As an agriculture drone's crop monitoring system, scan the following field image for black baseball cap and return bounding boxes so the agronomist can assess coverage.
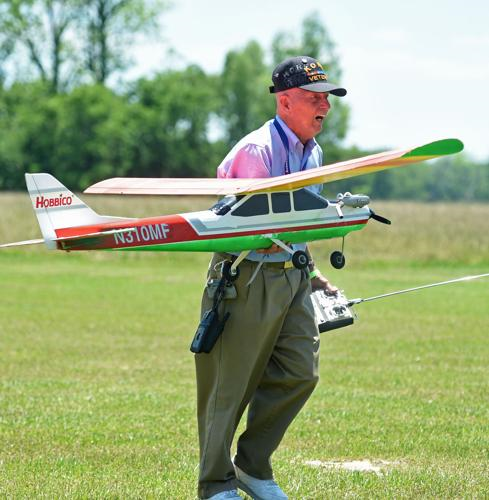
[269,56,347,96]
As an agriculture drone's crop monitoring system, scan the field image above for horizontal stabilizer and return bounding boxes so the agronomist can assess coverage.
[0,239,45,248]
[54,227,136,242]
[84,138,464,196]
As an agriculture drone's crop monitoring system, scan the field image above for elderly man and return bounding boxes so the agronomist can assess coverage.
[195,56,347,500]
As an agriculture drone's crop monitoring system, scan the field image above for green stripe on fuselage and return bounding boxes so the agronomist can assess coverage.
[115,223,367,252]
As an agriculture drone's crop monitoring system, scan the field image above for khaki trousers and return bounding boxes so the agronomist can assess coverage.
[195,253,320,499]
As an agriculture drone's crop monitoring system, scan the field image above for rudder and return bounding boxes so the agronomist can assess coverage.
[26,173,119,249]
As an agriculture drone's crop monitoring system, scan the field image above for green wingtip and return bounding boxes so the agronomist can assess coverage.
[403,138,464,158]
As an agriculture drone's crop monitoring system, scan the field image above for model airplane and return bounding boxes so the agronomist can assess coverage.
[1,138,463,276]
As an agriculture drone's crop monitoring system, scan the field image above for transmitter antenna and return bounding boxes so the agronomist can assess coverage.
[348,273,489,307]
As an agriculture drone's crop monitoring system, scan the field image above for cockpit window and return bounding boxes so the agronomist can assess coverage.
[210,195,243,215]
[293,189,329,211]
[271,192,291,213]
[231,194,269,217]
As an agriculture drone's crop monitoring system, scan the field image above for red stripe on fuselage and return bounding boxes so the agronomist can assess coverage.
[55,214,198,250]
[55,214,194,238]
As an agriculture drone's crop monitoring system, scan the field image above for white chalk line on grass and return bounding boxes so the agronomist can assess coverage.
[304,459,402,476]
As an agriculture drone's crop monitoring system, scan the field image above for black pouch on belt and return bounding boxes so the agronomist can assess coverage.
[190,308,230,353]
[190,276,230,354]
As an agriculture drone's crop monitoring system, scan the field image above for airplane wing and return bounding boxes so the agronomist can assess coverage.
[84,138,463,196]
[85,177,256,196]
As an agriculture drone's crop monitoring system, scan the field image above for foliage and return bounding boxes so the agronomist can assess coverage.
[0,68,224,190]
[0,0,168,90]
[127,66,224,178]
[0,81,57,188]
[0,10,487,199]
[81,0,167,84]
[0,82,132,188]
[326,152,489,202]
[0,0,83,93]
[219,41,275,148]
[51,84,138,187]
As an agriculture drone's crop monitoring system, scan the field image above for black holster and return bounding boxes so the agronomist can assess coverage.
[190,274,230,354]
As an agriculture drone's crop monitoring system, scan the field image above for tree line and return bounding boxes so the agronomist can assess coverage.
[0,3,487,200]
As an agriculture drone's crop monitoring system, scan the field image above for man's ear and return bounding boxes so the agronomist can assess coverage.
[278,93,291,114]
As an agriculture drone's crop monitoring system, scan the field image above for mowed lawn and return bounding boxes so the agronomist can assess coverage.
[1,193,489,498]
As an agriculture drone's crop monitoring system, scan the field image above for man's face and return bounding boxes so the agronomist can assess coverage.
[278,88,331,143]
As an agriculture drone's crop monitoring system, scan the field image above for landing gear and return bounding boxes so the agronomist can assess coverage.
[221,250,252,282]
[222,260,240,282]
[292,250,309,270]
[268,238,309,270]
[330,251,346,269]
[329,236,347,269]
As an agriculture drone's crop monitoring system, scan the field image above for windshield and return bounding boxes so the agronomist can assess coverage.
[210,195,243,215]
[293,189,329,211]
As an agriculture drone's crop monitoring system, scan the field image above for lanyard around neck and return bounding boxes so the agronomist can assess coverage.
[273,118,312,175]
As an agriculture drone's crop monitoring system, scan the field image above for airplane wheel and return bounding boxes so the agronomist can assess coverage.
[222,260,240,282]
[292,250,309,270]
[330,251,346,269]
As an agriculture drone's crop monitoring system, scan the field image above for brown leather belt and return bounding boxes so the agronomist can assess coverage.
[221,253,295,270]
[258,259,295,269]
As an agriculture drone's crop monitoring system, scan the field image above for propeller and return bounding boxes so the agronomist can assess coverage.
[369,209,391,225]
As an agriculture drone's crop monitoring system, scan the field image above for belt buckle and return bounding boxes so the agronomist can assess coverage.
[284,260,294,269]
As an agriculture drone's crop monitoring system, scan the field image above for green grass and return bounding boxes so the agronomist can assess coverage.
[1,194,489,498]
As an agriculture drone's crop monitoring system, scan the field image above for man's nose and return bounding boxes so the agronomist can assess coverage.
[319,94,330,110]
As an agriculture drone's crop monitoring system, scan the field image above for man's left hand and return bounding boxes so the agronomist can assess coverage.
[310,269,338,294]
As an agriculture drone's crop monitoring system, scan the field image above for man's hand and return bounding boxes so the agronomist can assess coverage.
[310,269,338,294]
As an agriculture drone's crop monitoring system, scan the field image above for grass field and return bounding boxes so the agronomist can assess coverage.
[1,193,489,498]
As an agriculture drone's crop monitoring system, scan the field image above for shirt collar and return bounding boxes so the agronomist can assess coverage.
[274,115,317,152]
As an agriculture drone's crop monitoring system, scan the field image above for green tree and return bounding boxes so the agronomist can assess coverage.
[0,81,57,188]
[0,81,140,189]
[426,155,489,201]
[81,0,167,85]
[0,0,83,93]
[0,66,223,190]
[51,83,137,188]
[0,0,168,90]
[271,12,340,70]
[127,65,223,178]
[0,38,14,85]
[219,41,275,148]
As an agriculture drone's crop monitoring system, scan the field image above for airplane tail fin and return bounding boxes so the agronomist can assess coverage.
[25,173,121,249]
